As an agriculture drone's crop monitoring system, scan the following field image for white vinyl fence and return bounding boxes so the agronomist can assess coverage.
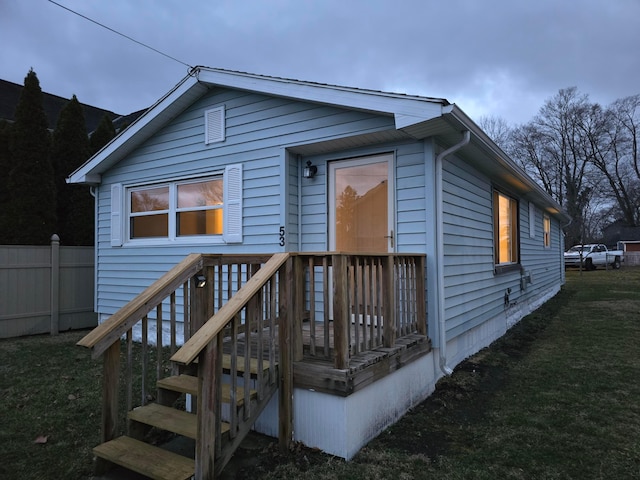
[0,235,97,339]
[624,252,640,266]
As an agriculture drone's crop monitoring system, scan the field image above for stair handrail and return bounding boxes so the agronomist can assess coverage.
[77,253,204,359]
[170,252,290,366]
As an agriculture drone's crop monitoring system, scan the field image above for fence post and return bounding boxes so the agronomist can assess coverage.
[50,234,60,335]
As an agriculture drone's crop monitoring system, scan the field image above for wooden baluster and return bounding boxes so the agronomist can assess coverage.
[332,254,349,369]
[156,303,163,382]
[141,315,148,405]
[126,330,133,422]
[383,255,395,348]
[322,257,330,358]
[292,255,304,362]
[170,291,177,375]
[309,256,316,355]
[416,255,427,336]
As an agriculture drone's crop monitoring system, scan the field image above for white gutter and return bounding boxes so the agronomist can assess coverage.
[435,130,471,375]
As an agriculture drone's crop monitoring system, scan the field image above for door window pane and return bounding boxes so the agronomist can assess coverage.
[334,161,388,252]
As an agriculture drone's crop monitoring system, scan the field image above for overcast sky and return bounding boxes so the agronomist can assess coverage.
[1,0,638,126]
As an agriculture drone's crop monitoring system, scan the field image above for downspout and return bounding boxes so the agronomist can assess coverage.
[435,130,470,375]
[89,186,99,314]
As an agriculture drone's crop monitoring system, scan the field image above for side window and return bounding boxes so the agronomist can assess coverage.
[543,214,551,248]
[493,190,519,266]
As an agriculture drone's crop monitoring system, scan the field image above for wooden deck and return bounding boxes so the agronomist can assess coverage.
[223,321,432,397]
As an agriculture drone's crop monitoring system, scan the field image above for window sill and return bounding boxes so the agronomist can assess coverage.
[494,263,521,275]
[122,236,226,247]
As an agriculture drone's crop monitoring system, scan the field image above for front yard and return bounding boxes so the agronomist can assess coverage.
[2,267,640,479]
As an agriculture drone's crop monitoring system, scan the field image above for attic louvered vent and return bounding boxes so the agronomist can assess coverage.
[205,106,225,144]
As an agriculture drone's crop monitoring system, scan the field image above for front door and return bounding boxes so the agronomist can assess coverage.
[329,153,394,253]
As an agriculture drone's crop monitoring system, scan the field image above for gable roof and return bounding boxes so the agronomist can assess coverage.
[67,66,569,222]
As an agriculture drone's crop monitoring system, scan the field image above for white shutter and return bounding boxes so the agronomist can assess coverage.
[223,164,243,243]
[205,106,225,144]
[110,183,123,246]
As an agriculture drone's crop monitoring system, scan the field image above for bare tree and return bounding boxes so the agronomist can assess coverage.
[478,115,512,149]
[511,87,600,245]
[586,95,640,226]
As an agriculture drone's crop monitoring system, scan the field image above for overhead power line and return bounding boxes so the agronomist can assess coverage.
[48,0,193,69]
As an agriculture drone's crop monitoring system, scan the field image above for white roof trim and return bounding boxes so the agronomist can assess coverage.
[67,67,449,185]
[195,68,445,126]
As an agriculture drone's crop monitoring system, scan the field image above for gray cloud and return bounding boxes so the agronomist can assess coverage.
[2,0,638,125]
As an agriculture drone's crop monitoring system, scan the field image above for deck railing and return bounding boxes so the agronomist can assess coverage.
[78,251,426,477]
[295,253,426,368]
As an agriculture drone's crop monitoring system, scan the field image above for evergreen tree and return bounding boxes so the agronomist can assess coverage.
[51,95,94,245]
[0,120,13,242]
[5,69,56,245]
[90,113,116,155]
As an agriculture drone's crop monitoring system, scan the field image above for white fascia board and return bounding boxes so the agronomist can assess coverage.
[67,75,206,185]
[444,105,570,222]
[196,68,445,127]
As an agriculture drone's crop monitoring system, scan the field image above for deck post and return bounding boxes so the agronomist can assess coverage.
[332,254,349,369]
[94,341,120,474]
[278,260,294,452]
[383,255,396,348]
[196,341,218,479]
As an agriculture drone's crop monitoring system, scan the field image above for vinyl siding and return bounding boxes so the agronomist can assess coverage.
[440,153,564,342]
[95,88,396,316]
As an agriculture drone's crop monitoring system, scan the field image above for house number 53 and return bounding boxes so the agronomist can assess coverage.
[279,226,286,246]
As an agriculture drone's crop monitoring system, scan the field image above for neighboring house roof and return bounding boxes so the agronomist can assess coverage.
[67,66,570,222]
[0,78,143,134]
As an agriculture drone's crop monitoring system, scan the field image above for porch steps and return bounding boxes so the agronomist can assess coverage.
[93,367,270,478]
[93,435,194,480]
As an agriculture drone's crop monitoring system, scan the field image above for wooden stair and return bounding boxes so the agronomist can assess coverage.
[92,355,275,479]
[93,436,194,480]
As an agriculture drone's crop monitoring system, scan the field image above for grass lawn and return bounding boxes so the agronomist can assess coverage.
[2,268,640,479]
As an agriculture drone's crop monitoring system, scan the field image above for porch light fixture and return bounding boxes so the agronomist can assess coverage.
[194,274,207,288]
[303,160,317,179]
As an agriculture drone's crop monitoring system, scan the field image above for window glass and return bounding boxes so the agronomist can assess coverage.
[131,186,169,212]
[128,177,223,241]
[543,215,551,247]
[494,190,519,266]
[130,186,169,239]
[131,214,169,238]
[177,180,222,208]
[177,179,223,236]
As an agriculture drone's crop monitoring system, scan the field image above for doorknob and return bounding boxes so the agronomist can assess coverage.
[384,230,394,248]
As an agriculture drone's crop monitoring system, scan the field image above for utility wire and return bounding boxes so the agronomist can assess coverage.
[48,0,193,69]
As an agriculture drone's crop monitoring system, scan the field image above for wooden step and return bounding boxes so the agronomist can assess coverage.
[190,354,272,375]
[93,435,194,480]
[157,374,258,406]
[129,403,198,439]
[222,354,272,375]
[128,403,230,438]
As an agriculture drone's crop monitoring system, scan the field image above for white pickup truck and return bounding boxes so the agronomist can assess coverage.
[564,244,623,270]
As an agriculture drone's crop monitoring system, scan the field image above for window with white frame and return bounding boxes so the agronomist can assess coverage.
[110,164,243,246]
[493,189,519,267]
[129,178,223,239]
[543,214,551,248]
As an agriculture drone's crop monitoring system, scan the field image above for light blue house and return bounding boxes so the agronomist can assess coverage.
[70,67,569,478]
